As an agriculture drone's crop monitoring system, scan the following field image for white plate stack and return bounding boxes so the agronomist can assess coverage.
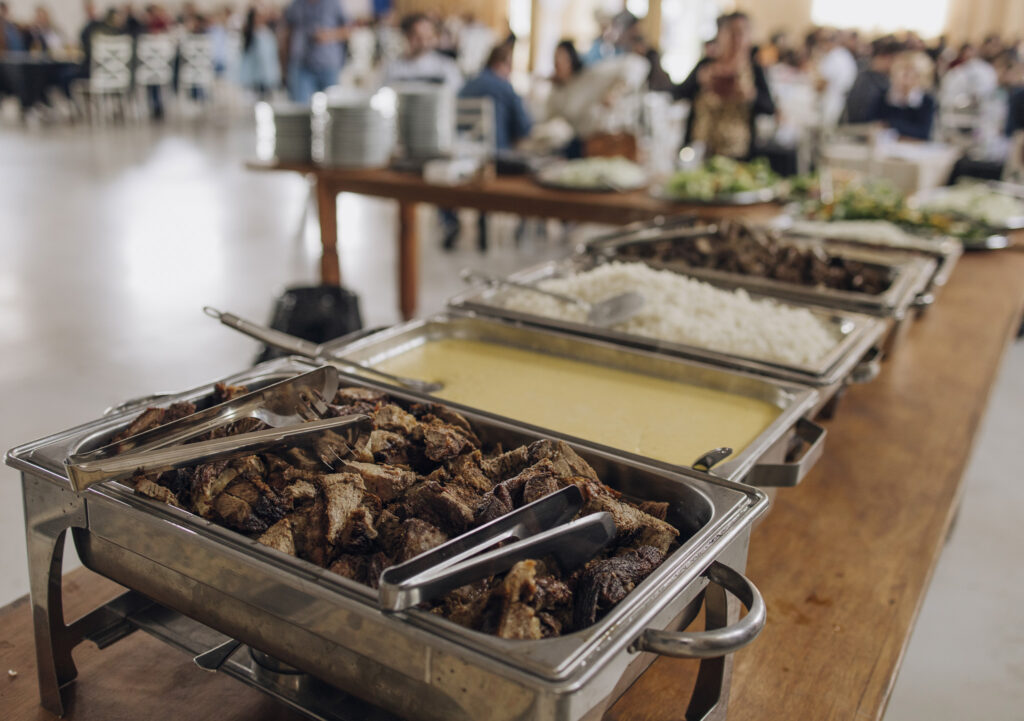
[394,83,455,159]
[255,102,312,163]
[311,91,396,168]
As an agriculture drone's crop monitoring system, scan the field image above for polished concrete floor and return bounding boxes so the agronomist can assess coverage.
[0,117,1021,719]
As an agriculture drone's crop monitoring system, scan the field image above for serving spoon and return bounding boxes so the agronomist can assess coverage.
[460,269,645,328]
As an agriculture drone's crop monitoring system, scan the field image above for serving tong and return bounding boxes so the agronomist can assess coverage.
[66,366,366,492]
[379,485,615,612]
[203,307,443,394]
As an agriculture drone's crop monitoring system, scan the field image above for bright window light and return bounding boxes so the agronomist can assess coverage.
[811,0,951,38]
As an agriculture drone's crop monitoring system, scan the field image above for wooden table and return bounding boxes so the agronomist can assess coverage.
[246,162,781,319]
[3,250,1023,721]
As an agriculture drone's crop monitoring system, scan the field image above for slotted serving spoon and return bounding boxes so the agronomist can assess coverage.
[460,269,645,328]
[203,307,443,394]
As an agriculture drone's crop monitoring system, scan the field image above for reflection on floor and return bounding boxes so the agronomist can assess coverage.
[0,121,1020,719]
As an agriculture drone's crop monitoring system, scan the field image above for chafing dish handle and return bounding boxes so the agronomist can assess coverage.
[912,291,936,308]
[631,562,765,659]
[850,347,883,385]
[745,417,826,488]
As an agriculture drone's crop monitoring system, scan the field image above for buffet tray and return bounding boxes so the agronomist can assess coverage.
[648,184,780,206]
[774,215,963,293]
[327,314,824,489]
[584,224,938,321]
[9,356,769,721]
[448,256,888,390]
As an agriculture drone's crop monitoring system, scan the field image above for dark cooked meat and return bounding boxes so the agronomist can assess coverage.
[115,384,681,639]
[112,407,167,443]
[573,546,664,628]
[618,219,892,294]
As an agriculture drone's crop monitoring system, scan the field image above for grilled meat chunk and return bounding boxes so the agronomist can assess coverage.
[340,460,416,502]
[372,404,420,437]
[191,461,238,518]
[495,560,542,640]
[257,518,296,556]
[422,418,473,462]
[402,480,475,535]
[134,475,182,507]
[575,480,678,554]
[112,407,167,443]
[527,440,600,485]
[573,546,664,628]
[395,518,448,562]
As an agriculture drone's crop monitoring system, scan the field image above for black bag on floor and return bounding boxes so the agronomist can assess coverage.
[255,285,363,364]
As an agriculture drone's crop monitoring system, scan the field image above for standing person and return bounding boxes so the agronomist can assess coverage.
[383,12,460,88]
[239,4,280,98]
[844,37,903,124]
[940,43,998,109]
[672,12,775,159]
[281,0,347,103]
[0,1,25,53]
[453,43,532,251]
[814,28,858,127]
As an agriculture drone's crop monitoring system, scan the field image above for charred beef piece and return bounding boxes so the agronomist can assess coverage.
[422,418,473,462]
[213,382,249,404]
[134,475,182,507]
[335,387,388,406]
[575,479,678,554]
[433,579,495,629]
[401,480,476,536]
[257,517,296,556]
[365,429,412,466]
[573,546,664,628]
[111,407,167,443]
[527,440,601,485]
[372,404,421,437]
[190,461,238,518]
[317,472,379,550]
[475,459,564,524]
[340,460,417,502]
[637,500,670,521]
[445,450,495,494]
[395,518,448,562]
[495,560,543,640]
[480,446,531,483]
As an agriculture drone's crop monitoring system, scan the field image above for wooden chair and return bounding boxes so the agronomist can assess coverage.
[178,34,215,110]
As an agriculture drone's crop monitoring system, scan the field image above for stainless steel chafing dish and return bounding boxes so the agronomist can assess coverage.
[448,256,888,419]
[9,357,770,721]
[581,220,939,355]
[327,314,824,489]
[770,215,963,304]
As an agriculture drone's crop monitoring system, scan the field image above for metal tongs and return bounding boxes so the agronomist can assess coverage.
[66,366,365,491]
[378,485,616,612]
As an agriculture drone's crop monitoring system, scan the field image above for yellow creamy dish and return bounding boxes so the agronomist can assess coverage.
[373,339,781,466]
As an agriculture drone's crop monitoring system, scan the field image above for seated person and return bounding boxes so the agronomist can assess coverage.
[874,51,936,140]
[383,13,461,88]
[844,37,903,124]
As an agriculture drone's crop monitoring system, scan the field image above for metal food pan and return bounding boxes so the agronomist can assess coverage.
[770,215,963,300]
[448,255,889,390]
[584,224,938,320]
[9,357,769,721]
[327,314,824,489]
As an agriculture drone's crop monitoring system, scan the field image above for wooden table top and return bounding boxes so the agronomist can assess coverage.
[246,162,784,224]
[3,250,1023,721]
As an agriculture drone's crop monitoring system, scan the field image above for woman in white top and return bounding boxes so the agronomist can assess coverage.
[544,39,649,152]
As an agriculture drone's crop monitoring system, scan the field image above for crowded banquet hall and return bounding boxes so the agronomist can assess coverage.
[1,1,1022,720]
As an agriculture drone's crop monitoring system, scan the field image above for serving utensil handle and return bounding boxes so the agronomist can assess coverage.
[204,307,322,358]
[744,417,826,488]
[631,561,765,659]
[460,269,588,308]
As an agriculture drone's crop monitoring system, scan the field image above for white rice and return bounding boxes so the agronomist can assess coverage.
[499,262,842,366]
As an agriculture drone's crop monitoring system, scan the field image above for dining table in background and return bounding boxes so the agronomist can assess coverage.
[246,162,784,320]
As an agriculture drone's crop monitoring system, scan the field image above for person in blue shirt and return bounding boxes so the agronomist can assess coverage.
[445,43,532,252]
[459,43,532,152]
[282,0,348,103]
[0,2,26,53]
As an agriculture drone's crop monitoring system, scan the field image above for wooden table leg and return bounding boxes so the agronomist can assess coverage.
[398,201,419,320]
[315,177,341,286]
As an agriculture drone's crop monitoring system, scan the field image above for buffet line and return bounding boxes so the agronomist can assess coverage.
[7,168,1024,721]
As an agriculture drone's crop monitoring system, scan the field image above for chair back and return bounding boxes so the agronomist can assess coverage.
[135,33,176,86]
[90,34,133,91]
[455,96,495,154]
[179,34,214,87]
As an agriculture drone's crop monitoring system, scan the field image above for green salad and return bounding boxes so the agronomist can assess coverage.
[664,157,779,200]
[805,182,995,244]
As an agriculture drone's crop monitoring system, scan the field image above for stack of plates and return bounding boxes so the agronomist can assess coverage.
[394,83,454,159]
[312,95,395,168]
[255,102,312,163]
